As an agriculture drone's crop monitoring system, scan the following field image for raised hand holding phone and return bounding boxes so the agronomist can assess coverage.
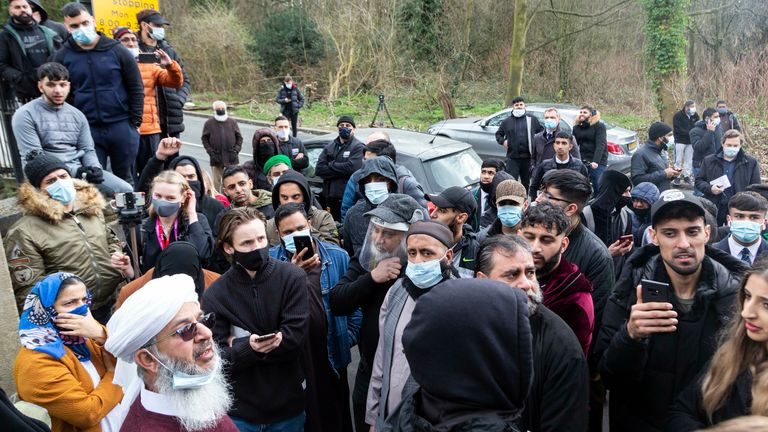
[627,283,678,341]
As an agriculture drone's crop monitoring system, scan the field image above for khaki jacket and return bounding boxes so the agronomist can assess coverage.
[5,180,123,312]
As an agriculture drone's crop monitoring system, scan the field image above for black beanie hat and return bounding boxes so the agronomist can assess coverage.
[648,121,673,142]
[337,115,356,128]
[24,152,69,188]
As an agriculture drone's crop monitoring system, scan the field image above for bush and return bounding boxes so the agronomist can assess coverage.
[252,7,326,77]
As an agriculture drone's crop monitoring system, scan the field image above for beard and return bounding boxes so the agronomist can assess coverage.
[536,251,561,277]
[525,285,544,316]
[153,343,233,432]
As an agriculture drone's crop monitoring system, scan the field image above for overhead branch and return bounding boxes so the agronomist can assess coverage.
[688,1,738,17]
[536,0,632,18]
[524,15,628,54]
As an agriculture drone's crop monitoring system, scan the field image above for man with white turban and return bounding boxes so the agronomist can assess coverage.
[105,274,238,432]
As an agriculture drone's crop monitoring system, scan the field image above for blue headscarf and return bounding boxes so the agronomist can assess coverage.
[19,273,92,361]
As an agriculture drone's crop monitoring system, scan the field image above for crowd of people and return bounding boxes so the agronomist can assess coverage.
[1,1,767,432]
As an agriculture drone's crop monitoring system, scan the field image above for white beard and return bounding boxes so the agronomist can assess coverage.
[214,113,228,122]
[527,286,544,316]
[153,344,232,432]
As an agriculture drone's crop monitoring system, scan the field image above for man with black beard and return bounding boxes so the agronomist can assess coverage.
[428,186,479,278]
[0,0,61,102]
[476,235,589,432]
[106,274,238,432]
[520,201,594,356]
[470,158,505,231]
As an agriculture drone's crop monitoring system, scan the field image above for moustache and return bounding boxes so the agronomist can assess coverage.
[673,249,696,258]
[193,341,213,359]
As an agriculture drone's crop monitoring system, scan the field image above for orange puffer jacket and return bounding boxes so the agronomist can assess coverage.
[138,60,183,135]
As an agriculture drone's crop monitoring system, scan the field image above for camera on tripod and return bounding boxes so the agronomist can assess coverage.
[114,192,146,225]
[379,94,385,103]
[370,94,395,128]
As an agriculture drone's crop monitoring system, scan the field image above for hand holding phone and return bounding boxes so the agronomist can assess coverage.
[627,282,678,340]
[254,333,276,342]
[249,332,282,353]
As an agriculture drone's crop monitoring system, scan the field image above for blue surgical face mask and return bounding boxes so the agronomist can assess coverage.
[497,205,523,227]
[46,178,76,204]
[282,228,311,254]
[717,107,727,115]
[544,119,558,130]
[147,351,216,390]
[665,136,675,149]
[687,107,696,116]
[712,118,721,127]
[150,27,165,41]
[731,220,762,244]
[405,256,445,289]
[72,26,97,45]
[364,181,389,205]
[723,147,740,158]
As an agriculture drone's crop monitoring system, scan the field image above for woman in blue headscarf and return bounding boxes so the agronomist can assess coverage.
[14,273,123,432]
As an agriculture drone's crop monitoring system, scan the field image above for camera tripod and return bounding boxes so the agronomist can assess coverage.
[369,94,395,128]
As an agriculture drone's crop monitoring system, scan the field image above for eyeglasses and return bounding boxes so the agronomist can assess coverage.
[144,313,215,347]
[537,189,573,204]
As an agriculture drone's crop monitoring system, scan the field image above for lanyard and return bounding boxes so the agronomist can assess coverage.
[155,218,178,250]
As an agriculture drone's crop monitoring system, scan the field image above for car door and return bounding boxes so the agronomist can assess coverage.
[467,110,511,160]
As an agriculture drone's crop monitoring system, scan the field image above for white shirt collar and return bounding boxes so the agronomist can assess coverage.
[141,386,180,417]
[555,155,570,164]
[728,235,761,263]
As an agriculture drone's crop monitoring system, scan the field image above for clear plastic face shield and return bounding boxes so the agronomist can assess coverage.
[360,217,409,271]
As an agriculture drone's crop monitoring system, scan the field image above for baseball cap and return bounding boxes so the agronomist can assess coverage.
[651,189,706,227]
[365,194,425,231]
[427,186,476,215]
[136,9,170,25]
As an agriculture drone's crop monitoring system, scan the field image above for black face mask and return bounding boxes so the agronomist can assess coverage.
[234,247,269,272]
[215,109,226,116]
[257,146,275,164]
[617,196,633,210]
[14,14,34,25]
[480,182,493,193]
[634,207,650,219]
[188,180,203,199]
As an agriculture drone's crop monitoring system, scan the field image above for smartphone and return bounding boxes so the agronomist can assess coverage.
[293,235,314,256]
[254,333,276,342]
[640,279,672,304]
[114,191,145,209]
[620,234,634,245]
[137,53,158,64]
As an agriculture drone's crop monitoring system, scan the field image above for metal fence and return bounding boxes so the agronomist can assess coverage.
[0,82,22,184]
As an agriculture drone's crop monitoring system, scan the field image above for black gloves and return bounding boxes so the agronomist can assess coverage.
[76,166,104,184]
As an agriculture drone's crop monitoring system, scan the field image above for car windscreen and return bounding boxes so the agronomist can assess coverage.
[424,150,482,191]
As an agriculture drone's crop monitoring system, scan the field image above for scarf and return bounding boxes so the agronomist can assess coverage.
[19,272,92,361]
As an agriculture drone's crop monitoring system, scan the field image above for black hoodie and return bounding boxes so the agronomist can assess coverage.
[135,154,225,232]
[384,279,532,431]
[50,33,144,127]
[27,0,68,40]
[342,156,398,257]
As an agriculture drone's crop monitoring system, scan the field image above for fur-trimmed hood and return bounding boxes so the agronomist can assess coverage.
[17,179,105,224]
[577,111,601,127]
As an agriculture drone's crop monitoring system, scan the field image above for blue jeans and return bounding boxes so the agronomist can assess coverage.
[231,412,305,432]
[587,164,606,192]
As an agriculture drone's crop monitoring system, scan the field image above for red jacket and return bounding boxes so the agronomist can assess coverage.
[539,258,595,355]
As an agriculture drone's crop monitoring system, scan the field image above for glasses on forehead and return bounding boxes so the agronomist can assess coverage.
[537,189,573,204]
[143,313,215,347]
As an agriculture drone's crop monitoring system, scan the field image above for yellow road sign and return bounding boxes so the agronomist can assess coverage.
[92,0,161,35]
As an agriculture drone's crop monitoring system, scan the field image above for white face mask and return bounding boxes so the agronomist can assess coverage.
[276,129,289,140]
[512,109,525,118]
[128,47,140,58]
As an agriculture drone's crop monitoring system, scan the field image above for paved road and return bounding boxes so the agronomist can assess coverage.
[177,114,316,176]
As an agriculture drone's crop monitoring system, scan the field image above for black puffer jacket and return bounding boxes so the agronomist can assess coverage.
[665,369,751,431]
[0,19,60,100]
[690,121,724,169]
[139,40,190,136]
[595,244,746,432]
[695,149,761,218]
[631,141,670,192]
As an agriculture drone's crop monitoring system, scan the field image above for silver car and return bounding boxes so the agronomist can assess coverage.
[427,103,638,174]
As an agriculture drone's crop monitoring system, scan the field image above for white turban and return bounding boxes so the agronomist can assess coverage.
[105,274,199,427]
[106,274,199,363]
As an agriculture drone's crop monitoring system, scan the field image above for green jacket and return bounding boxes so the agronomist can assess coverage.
[5,180,123,312]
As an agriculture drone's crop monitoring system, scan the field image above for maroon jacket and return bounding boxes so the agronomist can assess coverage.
[539,257,595,355]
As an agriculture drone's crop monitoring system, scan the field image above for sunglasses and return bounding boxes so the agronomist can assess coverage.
[144,313,215,347]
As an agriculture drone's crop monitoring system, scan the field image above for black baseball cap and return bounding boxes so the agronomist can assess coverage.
[651,190,706,227]
[427,186,477,215]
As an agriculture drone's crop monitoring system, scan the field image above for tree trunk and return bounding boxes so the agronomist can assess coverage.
[438,92,457,119]
[505,0,528,106]
[658,73,681,123]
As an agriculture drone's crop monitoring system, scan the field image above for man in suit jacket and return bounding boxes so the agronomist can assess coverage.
[713,192,768,266]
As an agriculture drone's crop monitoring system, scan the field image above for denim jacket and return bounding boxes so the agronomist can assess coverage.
[270,237,362,372]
